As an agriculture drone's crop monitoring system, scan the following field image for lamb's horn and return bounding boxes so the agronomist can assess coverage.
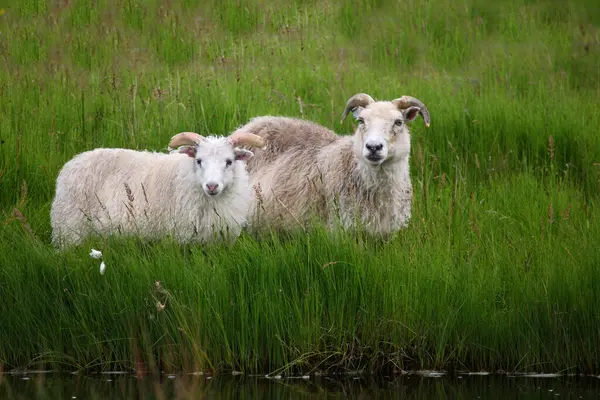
[392,96,431,128]
[227,130,266,149]
[168,132,205,151]
[340,93,375,123]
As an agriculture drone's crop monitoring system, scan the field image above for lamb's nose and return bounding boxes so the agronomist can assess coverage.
[206,183,219,192]
[365,143,383,152]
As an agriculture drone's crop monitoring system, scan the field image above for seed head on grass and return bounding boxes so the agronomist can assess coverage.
[124,182,136,220]
[561,204,572,221]
[253,183,265,212]
[124,182,135,203]
[547,135,555,161]
[19,180,27,208]
[5,208,30,233]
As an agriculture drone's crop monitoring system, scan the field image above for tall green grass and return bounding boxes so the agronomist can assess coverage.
[0,0,599,374]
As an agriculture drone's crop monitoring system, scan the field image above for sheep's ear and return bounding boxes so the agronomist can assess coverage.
[234,148,254,162]
[178,146,196,158]
[402,106,421,122]
[351,107,364,119]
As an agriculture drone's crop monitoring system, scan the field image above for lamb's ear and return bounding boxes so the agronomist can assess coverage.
[352,107,364,119]
[402,106,421,122]
[234,148,254,162]
[178,146,196,158]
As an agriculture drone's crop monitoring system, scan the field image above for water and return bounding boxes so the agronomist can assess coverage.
[1,372,600,399]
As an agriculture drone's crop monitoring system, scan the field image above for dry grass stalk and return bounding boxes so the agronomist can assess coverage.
[547,135,555,161]
[561,203,572,220]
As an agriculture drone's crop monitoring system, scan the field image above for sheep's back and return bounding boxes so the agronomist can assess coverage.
[52,149,187,234]
[56,148,183,200]
[238,116,339,172]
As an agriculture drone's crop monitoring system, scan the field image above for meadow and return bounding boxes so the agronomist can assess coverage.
[0,0,599,375]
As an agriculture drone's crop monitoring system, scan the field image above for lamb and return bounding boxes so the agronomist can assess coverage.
[50,130,265,248]
[234,93,431,237]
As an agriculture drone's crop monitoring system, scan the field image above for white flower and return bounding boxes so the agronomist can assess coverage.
[100,261,106,275]
[89,249,103,259]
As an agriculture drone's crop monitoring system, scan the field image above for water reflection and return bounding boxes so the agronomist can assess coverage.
[1,372,599,399]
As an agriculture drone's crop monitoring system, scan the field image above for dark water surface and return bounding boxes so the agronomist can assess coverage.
[1,372,600,399]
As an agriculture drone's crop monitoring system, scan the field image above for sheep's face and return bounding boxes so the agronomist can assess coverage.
[180,137,253,197]
[352,102,421,166]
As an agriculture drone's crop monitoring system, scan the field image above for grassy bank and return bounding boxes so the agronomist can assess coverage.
[1,0,599,374]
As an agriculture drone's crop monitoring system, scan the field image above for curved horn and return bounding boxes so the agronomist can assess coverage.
[392,96,431,128]
[168,132,204,150]
[340,93,375,123]
[227,130,266,149]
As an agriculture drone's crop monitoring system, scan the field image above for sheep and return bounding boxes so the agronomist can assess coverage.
[50,130,265,248]
[234,93,431,237]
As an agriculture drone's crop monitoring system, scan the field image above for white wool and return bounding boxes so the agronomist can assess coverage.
[236,95,429,237]
[50,138,252,248]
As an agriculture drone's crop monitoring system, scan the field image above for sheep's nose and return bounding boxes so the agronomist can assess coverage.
[365,143,383,152]
[206,183,219,192]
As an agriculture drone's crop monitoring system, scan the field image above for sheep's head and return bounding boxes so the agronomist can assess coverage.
[168,131,265,197]
[341,93,430,166]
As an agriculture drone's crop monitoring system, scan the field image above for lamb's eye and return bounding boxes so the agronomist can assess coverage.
[225,159,233,167]
[357,118,365,125]
[394,119,403,126]
[196,159,202,166]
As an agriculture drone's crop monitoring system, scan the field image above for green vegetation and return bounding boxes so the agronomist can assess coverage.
[1,0,599,374]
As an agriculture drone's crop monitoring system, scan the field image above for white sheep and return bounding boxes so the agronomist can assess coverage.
[235,93,430,237]
[50,131,265,248]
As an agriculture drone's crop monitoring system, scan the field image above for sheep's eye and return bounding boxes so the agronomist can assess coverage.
[196,159,202,166]
[357,118,365,125]
[225,159,233,167]
[394,119,403,126]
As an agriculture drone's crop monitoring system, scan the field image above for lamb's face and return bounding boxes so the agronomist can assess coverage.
[182,138,253,197]
[352,102,420,166]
